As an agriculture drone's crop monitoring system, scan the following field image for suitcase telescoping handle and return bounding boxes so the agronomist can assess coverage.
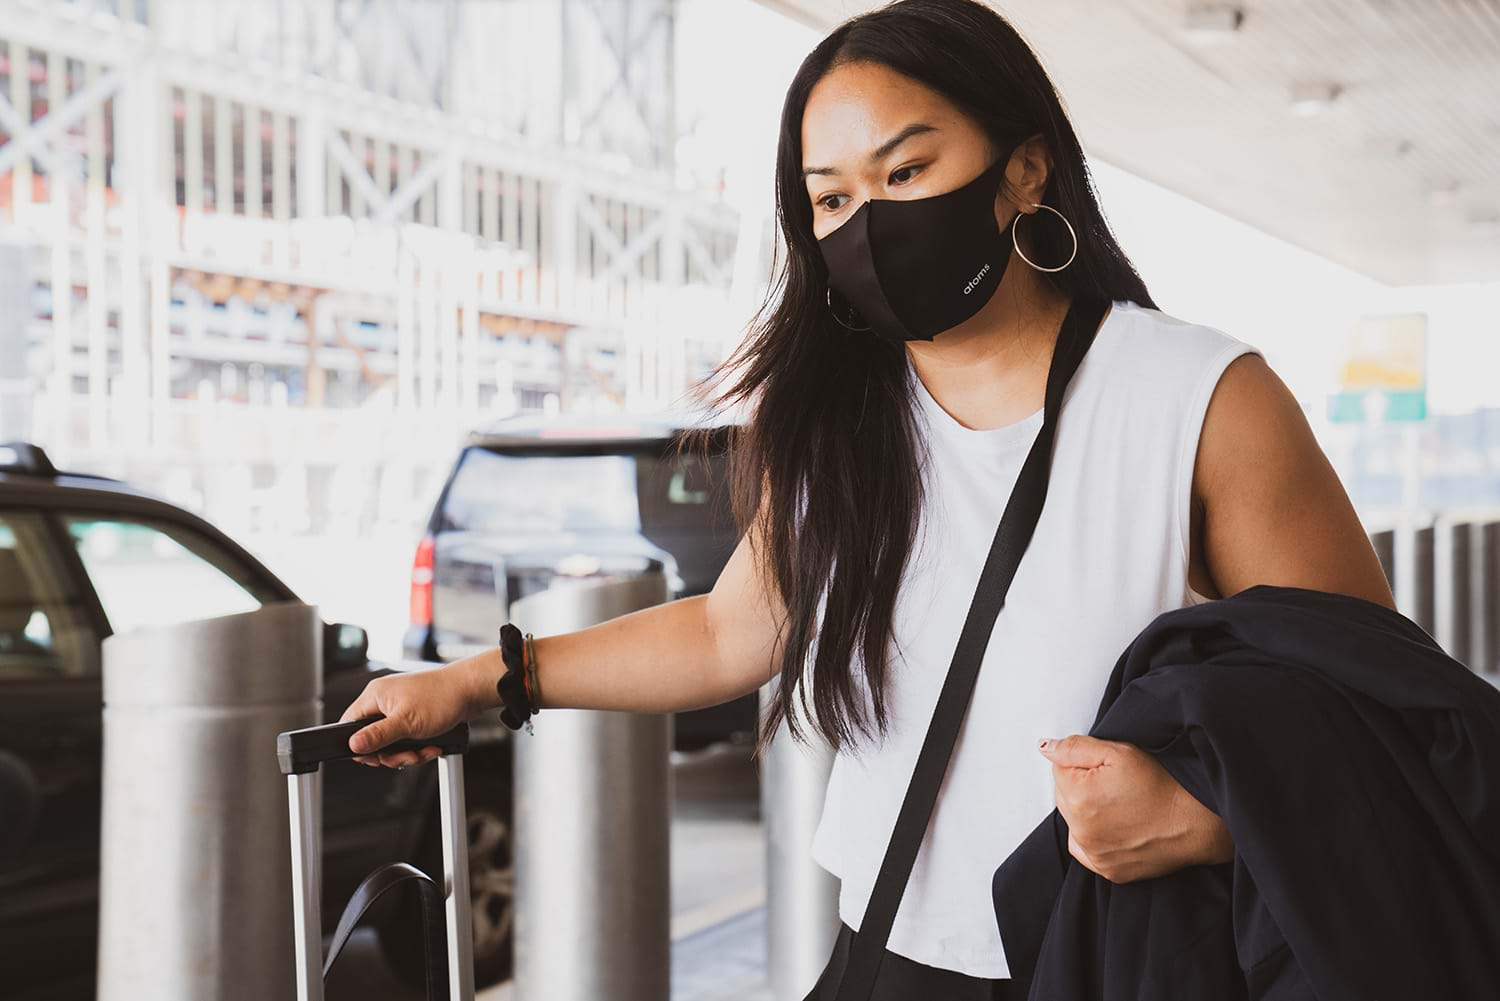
[276,717,476,1001]
[276,716,471,774]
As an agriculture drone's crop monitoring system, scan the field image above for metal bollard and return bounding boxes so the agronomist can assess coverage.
[97,601,322,1001]
[510,574,672,1001]
[1381,517,1436,632]
[1413,523,1436,636]
[1434,516,1473,665]
[1475,520,1500,676]
[761,680,840,999]
[1370,527,1395,593]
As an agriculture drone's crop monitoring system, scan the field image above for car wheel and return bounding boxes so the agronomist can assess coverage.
[378,754,515,991]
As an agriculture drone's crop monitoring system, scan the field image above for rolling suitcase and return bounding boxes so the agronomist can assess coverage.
[276,716,477,1001]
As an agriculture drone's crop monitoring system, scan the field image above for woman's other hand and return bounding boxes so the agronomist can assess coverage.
[1037,733,1234,883]
[338,658,492,769]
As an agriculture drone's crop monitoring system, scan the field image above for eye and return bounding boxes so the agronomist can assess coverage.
[889,164,922,185]
[814,165,924,214]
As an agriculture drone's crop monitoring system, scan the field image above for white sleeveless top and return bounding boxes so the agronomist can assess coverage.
[805,299,1263,977]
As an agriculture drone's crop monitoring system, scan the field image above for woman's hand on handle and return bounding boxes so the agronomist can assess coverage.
[338,657,495,768]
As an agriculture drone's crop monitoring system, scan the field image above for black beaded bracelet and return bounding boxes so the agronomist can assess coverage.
[496,622,536,734]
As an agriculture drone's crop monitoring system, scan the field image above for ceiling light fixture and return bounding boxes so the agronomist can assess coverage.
[1182,4,1246,44]
[1289,81,1343,116]
[1427,179,1462,207]
[1365,136,1416,158]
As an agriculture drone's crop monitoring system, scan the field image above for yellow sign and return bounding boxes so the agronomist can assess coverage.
[1329,313,1427,422]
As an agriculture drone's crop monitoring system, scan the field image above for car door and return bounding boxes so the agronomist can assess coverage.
[0,510,107,996]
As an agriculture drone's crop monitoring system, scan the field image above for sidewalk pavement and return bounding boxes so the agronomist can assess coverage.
[476,902,776,1001]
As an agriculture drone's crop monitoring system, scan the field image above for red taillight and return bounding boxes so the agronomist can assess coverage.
[410,534,435,626]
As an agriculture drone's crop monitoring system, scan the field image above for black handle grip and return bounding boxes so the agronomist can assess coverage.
[277,716,470,775]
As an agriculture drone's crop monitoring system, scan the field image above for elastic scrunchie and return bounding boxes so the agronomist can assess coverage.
[496,622,536,733]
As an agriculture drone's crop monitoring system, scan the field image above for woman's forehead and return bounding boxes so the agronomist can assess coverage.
[802,70,957,170]
[805,63,945,127]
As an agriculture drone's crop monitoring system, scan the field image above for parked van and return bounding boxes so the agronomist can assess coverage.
[406,409,757,750]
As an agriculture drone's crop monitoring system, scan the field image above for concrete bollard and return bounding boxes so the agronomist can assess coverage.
[510,574,672,1001]
[97,601,322,1001]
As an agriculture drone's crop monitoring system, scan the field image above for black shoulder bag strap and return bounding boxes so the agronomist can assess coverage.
[831,294,1109,1000]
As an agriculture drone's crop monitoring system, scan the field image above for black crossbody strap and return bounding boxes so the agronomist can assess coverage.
[833,295,1109,1000]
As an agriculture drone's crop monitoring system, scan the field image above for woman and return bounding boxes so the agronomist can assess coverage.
[339,0,1396,995]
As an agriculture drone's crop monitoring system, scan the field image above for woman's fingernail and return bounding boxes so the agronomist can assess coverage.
[1038,739,1051,750]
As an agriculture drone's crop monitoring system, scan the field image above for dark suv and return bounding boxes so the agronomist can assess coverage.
[405,409,755,750]
[0,442,515,998]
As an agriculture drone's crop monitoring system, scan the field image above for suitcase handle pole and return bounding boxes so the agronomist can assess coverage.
[437,753,476,1000]
[287,768,323,1001]
[276,717,474,1001]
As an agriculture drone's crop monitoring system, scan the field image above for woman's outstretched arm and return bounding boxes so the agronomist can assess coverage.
[340,500,790,767]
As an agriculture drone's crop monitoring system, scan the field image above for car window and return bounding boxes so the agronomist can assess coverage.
[440,448,641,535]
[637,448,732,536]
[61,515,267,635]
[0,512,101,680]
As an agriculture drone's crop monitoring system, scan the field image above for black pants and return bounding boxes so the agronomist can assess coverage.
[804,921,1031,1000]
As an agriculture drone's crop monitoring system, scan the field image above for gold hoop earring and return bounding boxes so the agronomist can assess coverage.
[1011,202,1078,273]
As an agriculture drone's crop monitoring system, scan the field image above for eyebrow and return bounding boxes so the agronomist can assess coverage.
[801,123,940,180]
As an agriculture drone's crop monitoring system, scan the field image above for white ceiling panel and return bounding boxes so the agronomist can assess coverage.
[756,0,1500,285]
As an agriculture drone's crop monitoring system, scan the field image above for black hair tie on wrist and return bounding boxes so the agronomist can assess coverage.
[496,622,535,733]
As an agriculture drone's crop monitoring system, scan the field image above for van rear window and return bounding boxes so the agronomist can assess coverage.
[440,450,641,535]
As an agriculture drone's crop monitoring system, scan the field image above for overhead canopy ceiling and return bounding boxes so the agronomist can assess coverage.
[756,0,1500,287]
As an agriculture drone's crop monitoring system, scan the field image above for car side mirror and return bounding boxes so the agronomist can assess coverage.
[323,621,369,671]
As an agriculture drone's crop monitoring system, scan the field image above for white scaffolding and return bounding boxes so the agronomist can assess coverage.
[0,0,758,533]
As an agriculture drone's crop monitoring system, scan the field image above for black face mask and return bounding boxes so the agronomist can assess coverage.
[817,154,1014,344]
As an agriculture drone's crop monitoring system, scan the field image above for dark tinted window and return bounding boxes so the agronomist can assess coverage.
[0,512,100,680]
[637,448,732,537]
[61,515,274,635]
[441,445,733,541]
[441,449,642,535]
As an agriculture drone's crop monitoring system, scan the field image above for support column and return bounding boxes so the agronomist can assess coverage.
[112,54,164,449]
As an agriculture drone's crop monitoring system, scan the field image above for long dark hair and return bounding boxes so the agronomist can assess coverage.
[679,0,1157,759]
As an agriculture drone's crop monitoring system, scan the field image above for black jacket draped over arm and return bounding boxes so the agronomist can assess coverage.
[992,583,1500,1001]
